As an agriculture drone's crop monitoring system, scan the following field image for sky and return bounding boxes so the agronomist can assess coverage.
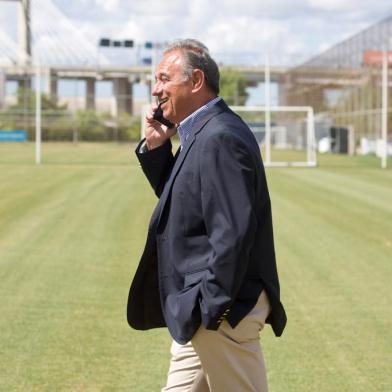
[0,0,392,67]
[0,0,391,104]
[56,0,392,65]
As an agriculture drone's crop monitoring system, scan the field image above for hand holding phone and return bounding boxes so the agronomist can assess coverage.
[153,102,175,128]
[144,102,176,150]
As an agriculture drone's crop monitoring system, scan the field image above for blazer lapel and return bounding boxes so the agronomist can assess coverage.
[154,100,229,229]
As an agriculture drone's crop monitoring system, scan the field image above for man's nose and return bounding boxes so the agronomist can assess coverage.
[152,81,162,96]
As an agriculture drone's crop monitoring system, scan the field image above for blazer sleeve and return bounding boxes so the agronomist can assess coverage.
[199,131,259,330]
[135,138,175,197]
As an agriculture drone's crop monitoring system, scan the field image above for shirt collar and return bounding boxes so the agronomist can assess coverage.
[177,96,222,147]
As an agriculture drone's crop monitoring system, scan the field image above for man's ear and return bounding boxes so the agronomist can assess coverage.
[191,69,205,93]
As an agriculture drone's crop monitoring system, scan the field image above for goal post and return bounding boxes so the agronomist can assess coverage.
[231,105,317,167]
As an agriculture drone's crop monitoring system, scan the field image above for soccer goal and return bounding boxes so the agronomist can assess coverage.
[231,105,317,167]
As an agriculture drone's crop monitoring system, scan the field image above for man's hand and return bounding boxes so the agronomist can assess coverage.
[145,104,177,150]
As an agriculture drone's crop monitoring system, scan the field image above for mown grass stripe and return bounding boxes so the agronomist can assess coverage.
[0,143,391,391]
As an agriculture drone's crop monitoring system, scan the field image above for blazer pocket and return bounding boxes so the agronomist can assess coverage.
[184,269,207,288]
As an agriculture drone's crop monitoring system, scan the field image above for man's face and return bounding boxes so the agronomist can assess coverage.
[152,50,194,124]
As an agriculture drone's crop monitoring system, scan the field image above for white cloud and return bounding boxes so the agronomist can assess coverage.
[94,0,120,13]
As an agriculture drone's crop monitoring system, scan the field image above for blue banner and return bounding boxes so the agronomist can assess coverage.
[0,130,28,142]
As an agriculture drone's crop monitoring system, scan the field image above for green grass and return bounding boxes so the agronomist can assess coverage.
[0,142,391,391]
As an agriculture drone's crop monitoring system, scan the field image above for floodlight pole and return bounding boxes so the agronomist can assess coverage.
[264,53,271,165]
[35,62,41,165]
[381,49,388,169]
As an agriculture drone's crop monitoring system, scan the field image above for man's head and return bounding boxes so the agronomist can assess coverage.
[152,39,220,124]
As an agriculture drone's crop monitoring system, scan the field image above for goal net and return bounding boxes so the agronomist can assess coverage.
[231,106,317,167]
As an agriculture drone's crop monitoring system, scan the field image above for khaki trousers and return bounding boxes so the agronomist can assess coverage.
[161,291,271,392]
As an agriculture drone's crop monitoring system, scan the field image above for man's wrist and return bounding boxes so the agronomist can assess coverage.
[146,138,168,151]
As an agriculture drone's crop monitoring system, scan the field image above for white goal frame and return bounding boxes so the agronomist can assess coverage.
[231,105,317,167]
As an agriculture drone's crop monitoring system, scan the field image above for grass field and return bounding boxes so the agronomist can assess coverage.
[0,142,391,391]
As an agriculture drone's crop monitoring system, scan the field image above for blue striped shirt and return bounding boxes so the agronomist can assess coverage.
[178,96,222,148]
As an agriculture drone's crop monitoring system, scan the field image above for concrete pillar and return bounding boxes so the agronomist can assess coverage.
[17,76,31,91]
[0,71,5,109]
[277,74,290,106]
[113,77,133,115]
[146,80,152,100]
[280,73,301,107]
[49,77,58,103]
[44,69,58,103]
[85,78,95,110]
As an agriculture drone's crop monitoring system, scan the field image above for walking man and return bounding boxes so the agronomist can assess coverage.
[127,39,286,391]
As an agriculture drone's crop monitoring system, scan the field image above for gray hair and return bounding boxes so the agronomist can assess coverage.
[164,39,220,95]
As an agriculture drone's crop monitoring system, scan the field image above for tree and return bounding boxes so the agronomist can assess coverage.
[11,87,67,111]
[219,68,248,105]
[0,87,69,138]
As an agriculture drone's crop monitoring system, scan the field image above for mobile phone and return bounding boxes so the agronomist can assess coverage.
[153,102,175,128]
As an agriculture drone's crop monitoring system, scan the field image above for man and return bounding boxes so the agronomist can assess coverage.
[127,39,286,391]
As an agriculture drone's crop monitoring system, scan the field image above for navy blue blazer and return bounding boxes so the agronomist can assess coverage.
[127,100,286,344]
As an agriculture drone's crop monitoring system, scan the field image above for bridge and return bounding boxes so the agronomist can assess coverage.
[0,63,288,113]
